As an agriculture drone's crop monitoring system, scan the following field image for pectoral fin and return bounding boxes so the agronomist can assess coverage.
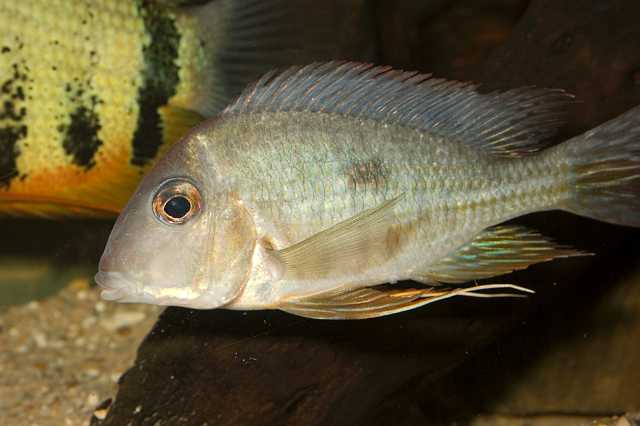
[417,226,590,284]
[270,195,404,280]
[281,284,534,319]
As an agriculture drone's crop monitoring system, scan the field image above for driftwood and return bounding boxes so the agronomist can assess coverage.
[94,1,640,425]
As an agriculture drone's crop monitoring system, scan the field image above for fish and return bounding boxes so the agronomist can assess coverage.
[94,62,640,319]
[0,0,322,216]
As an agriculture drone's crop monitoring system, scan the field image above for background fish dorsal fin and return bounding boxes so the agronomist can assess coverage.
[418,226,590,284]
[281,284,534,319]
[185,0,372,117]
[223,62,574,158]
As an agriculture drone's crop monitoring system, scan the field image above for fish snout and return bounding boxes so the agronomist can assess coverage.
[94,271,131,301]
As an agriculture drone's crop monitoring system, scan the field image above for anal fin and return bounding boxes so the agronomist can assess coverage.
[281,284,534,320]
[418,226,590,284]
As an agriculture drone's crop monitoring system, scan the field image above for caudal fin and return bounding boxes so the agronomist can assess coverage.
[561,105,640,227]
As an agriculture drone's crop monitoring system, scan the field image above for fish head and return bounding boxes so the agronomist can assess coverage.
[95,134,256,309]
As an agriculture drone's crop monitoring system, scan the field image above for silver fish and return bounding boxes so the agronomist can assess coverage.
[95,62,640,319]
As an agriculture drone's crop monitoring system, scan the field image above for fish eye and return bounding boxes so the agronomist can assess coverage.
[164,196,191,219]
[153,179,202,225]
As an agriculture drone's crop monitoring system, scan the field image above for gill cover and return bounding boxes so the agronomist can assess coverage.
[206,195,257,306]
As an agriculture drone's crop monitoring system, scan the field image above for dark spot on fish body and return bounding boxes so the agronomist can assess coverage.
[13,86,24,101]
[1,47,10,54]
[345,158,390,192]
[0,127,25,189]
[60,98,103,170]
[0,101,26,121]
[89,50,98,65]
[58,83,104,169]
[0,63,29,188]
[131,87,166,167]
[385,224,404,258]
[131,2,180,167]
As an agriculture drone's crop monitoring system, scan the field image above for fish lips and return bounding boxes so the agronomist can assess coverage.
[94,270,137,302]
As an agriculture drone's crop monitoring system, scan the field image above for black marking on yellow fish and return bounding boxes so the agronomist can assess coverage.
[60,104,103,169]
[0,62,28,188]
[131,2,181,167]
[58,83,103,169]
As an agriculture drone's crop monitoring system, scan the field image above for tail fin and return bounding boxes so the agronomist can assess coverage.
[561,105,640,227]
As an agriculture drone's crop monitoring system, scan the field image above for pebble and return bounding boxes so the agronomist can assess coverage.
[92,398,113,421]
[33,332,48,348]
[93,407,109,421]
[101,311,147,332]
[85,368,100,378]
[86,392,99,407]
[81,316,97,329]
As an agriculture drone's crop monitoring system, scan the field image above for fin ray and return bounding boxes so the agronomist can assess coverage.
[224,62,574,158]
[271,195,404,280]
[187,0,363,116]
[558,104,640,227]
[418,226,589,284]
[281,284,534,320]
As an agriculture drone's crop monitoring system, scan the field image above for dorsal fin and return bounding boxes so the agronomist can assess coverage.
[223,62,573,157]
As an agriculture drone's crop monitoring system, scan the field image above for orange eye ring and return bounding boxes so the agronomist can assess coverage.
[152,178,202,225]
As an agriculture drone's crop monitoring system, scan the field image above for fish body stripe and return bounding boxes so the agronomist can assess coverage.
[59,83,104,170]
[131,1,181,167]
[0,60,28,188]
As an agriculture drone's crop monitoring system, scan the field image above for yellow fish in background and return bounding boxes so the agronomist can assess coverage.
[0,0,328,216]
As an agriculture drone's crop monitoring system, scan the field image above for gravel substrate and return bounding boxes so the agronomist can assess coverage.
[0,279,161,426]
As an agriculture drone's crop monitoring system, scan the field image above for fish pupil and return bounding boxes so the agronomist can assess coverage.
[164,196,191,219]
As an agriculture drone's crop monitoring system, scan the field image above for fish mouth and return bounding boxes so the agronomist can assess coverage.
[94,270,133,301]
